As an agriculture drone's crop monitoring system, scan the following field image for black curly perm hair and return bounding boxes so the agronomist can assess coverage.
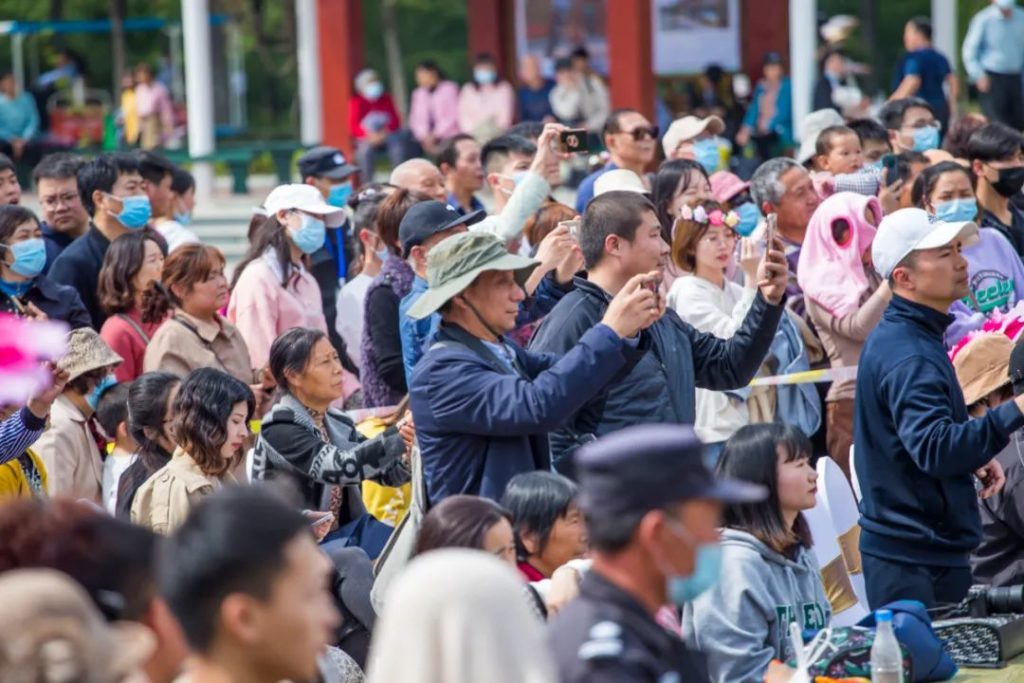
[172,367,255,477]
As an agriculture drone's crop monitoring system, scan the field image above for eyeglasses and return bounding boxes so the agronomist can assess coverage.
[626,126,660,141]
[40,192,81,209]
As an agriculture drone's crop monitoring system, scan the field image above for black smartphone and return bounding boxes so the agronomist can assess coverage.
[881,154,907,187]
[559,128,589,154]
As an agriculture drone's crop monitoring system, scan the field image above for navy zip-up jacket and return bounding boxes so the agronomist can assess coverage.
[855,295,1024,567]
[529,276,783,472]
[409,321,646,505]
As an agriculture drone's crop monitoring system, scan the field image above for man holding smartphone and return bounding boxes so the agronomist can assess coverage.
[530,190,788,475]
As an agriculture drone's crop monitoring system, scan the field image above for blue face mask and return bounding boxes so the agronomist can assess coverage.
[867,158,885,172]
[694,138,721,173]
[173,211,192,226]
[4,238,47,278]
[108,194,152,230]
[734,202,761,237]
[498,171,529,196]
[289,212,327,255]
[474,68,497,85]
[911,125,940,153]
[327,181,354,208]
[662,519,722,605]
[373,235,390,264]
[932,197,978,223]
[86,374,118,411]
[362,82,384,101]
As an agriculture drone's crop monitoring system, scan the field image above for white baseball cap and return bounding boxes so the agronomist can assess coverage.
[263,184,347,228]
[871,208,979,279]
[662,115,725,157]
[594,169,648,197]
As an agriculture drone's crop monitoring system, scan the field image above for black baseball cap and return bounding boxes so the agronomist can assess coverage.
[1010,335,1024,396]
[398,200,485,258]
[763,51,784,66]
[574,424,767,523]
[297,146,359,181]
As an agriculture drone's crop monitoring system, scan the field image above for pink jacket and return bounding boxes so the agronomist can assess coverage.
[409,81,461,142]
[228,253,328,368]
[227,252,360,400]
[457,81,515,137]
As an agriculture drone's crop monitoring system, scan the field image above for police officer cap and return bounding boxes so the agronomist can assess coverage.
[297,146,359,181]
[574,424,767,521]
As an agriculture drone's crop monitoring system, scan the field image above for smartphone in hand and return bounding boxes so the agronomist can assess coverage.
[558,218,582,240]
[559,129,589,154]
[765,212,777,251]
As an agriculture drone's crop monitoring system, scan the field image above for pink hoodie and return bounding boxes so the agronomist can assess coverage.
[797,192,881,319]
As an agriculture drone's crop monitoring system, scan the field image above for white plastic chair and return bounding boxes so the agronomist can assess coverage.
[817,456,869,611]
[804,499,867,626]
[849,444,863,502]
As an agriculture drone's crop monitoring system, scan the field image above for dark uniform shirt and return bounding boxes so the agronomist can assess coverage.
[549,571,708,683]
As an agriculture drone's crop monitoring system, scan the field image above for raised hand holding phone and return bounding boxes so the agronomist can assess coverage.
[758,213,788,305]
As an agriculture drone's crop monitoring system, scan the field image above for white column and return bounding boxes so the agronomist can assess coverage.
[789,0,817,140]
[296,0,323,147]
[182,0,216,200]
[12,33,24,94]
[931,0,958,72]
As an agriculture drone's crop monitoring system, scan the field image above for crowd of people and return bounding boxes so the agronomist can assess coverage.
[4,3,1024,682]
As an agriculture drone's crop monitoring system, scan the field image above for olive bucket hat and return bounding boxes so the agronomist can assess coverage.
[406,231,539,320]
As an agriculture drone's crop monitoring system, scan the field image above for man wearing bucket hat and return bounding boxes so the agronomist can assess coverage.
[549,424,766,682]
[34,327,122,503]
[398,199,575,385]
[408,230,661,504]
[856,207,1024,608]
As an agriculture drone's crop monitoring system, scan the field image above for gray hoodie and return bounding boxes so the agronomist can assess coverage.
[682,528,832,683]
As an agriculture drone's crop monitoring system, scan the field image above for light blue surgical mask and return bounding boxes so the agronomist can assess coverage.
[497,171,529,196]
[911,125,940,153]
[173,211,192,226]
[734,202,761,237]
[289,212,326,255]
[108,194,152,230]
[932,197,978,223]
[86,374,118,411]
[474,68,497,85]
[373,236,390,263]
[3,238,47,278]
[694,138,721,173]
[867,158,885,172]
[327,180,354,208]
[362,82,384,101]
[662,519,722,605]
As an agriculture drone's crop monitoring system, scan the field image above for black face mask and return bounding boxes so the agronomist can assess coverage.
[990,165,1024,198]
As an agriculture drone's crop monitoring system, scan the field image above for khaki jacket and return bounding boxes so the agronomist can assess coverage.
[143,310,255,384]
[131,448,233,535]
[34,394,102,503]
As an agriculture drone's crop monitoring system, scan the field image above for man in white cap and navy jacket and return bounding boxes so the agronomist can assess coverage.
[855,207,1024,608]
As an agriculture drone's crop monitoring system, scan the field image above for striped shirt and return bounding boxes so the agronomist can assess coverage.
[0,407,47,466]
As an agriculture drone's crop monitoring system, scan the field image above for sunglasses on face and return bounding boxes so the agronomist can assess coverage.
[625,126,659,141]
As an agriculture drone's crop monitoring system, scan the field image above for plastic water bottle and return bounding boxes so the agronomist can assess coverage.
[871,609,904,683]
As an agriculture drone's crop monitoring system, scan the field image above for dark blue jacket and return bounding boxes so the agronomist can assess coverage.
[529,277,783,472]
[855,295,1024,567]
[409,322,646,505]
[40,222,75,275]
[0,276,91,329]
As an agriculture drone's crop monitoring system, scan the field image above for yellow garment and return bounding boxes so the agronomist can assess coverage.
[0,449,48,498]
[121,89,139,145]
[357,417,411,526]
